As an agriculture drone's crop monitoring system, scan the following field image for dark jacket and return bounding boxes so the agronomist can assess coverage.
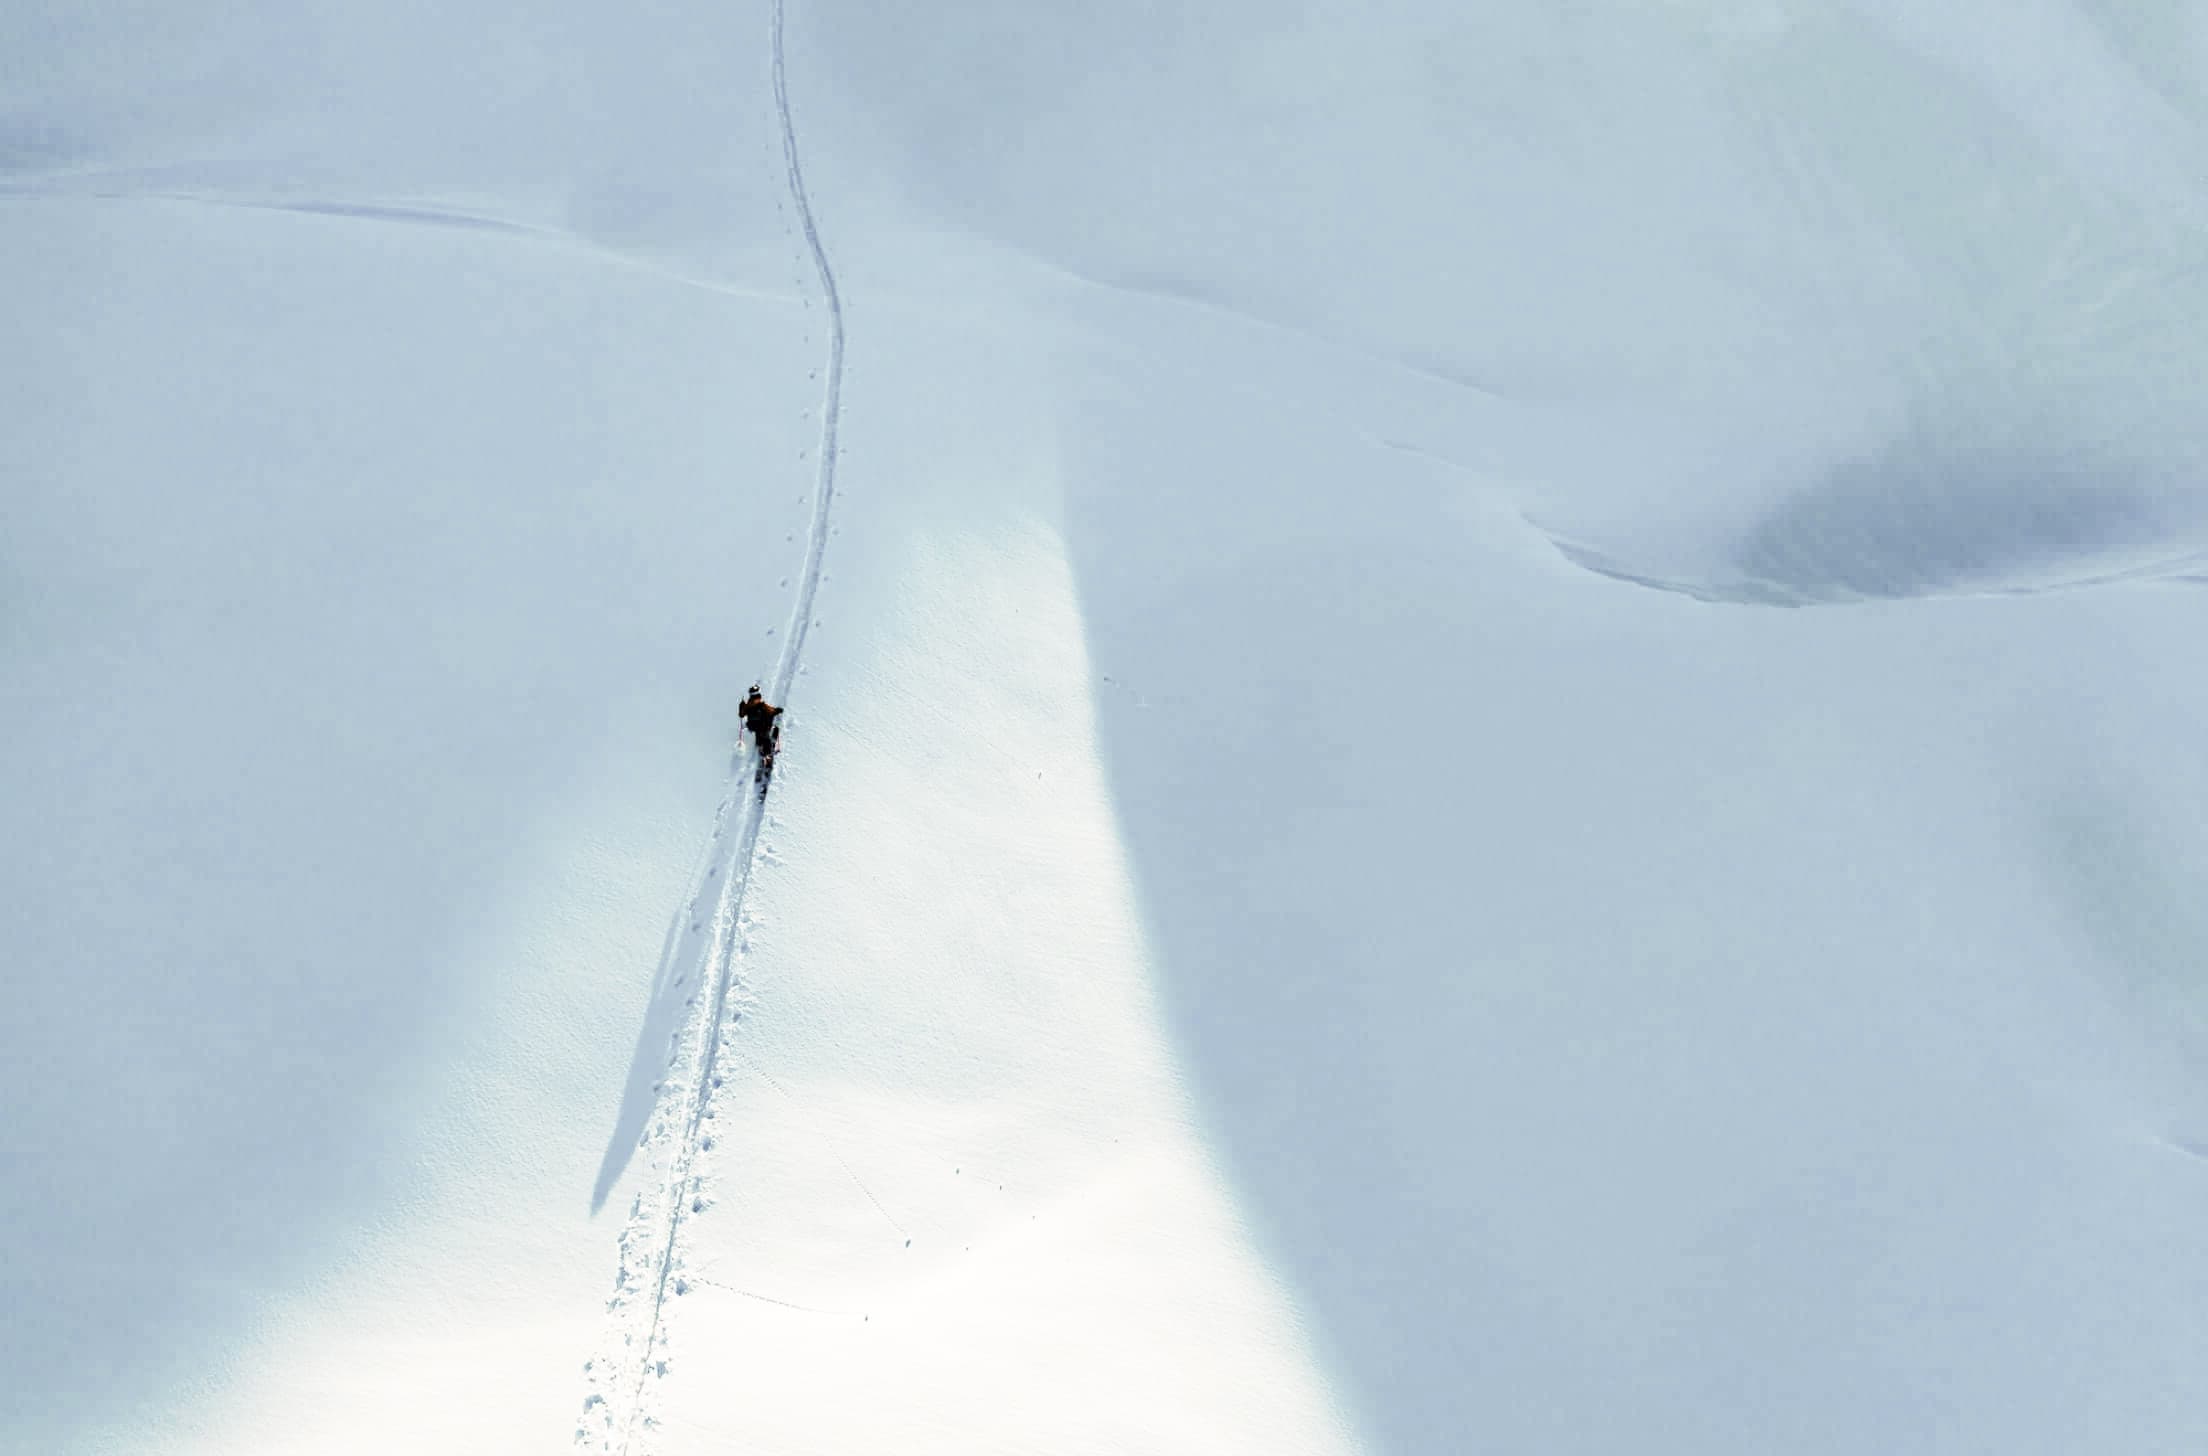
[740,697,783,740]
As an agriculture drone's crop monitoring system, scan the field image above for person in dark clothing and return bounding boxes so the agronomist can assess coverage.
[740,683,784,773]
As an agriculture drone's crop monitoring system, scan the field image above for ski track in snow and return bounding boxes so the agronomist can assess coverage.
[582,1,843,1449]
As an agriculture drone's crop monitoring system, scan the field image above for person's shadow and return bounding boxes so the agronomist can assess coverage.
[593,740,759,1212]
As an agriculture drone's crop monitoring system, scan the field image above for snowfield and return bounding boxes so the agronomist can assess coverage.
[9,1,2208,1452]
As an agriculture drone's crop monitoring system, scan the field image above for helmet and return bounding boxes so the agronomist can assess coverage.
[747,683,762,697]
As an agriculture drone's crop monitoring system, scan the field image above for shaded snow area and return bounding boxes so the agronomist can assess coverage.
[10,1,2208,1453]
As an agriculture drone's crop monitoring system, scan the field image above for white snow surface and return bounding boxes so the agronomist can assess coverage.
[10,2,2208,1452]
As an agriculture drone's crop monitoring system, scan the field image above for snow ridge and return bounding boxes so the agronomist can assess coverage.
[579,3,843,1450]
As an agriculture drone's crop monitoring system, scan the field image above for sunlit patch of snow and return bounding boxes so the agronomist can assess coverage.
[642,513,1361,1454]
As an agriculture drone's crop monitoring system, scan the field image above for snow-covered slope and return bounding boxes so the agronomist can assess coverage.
[0,189,816,1450]
[10,1,2208,1453]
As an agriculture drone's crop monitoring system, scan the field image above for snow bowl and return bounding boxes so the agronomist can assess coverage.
[1547,436,2208,607]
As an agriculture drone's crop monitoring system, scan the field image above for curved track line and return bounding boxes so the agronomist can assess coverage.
[587,2,846,1450]
[769,0,844,698]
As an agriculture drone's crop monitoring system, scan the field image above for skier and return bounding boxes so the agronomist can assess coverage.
[740,683,784,780]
